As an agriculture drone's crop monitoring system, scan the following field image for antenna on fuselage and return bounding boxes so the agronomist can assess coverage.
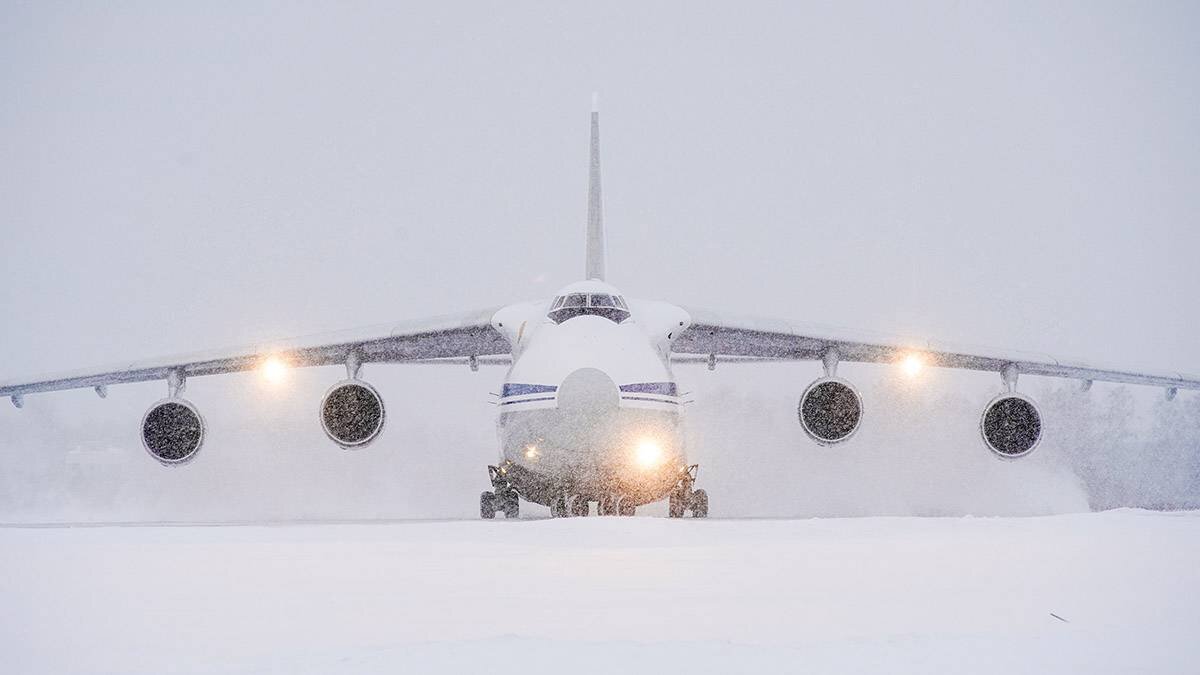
[585,93,606,281]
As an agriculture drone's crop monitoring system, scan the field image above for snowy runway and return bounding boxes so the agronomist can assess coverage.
[2,510,1198,673]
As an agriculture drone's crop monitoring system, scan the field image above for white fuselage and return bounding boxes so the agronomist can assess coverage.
[488,281,692,506]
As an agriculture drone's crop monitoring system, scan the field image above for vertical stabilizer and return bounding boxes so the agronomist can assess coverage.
[585,96,606,281]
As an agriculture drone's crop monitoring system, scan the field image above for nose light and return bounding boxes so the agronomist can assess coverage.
[634,439,664,469]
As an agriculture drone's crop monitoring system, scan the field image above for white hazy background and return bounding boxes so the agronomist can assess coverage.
[1,2,1197,521]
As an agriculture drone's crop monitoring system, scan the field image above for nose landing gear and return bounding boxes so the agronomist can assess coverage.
[668,464,709,518]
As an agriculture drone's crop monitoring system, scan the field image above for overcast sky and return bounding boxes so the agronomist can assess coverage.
[1,2,1197,519]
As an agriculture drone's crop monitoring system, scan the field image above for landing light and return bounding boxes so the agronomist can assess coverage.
[900,353,925,378]
[260,356,290,384]
[524,445,540,460]
[634,439,664,469]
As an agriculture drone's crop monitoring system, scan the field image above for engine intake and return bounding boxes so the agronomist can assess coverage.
[798,377,862,444]
[141,398,205,465]
[320,380,386,448]
[980,393,1042,459]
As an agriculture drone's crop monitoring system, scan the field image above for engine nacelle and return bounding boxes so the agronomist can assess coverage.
[798,377,863,444]
[980,393,1042,459]
[141,398,206,465]
[320,380,386,448]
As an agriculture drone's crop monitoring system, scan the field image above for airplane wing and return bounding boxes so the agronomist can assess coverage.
[0,308,511,402]
[673,307,1200,393]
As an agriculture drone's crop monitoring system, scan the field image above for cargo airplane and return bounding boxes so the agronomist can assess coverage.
[3,107,1198,518]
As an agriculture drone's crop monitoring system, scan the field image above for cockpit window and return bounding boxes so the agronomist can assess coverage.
[547,292,631,324]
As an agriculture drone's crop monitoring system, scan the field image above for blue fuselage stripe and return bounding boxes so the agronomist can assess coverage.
[501,383,558,397]
[618,382,678,396]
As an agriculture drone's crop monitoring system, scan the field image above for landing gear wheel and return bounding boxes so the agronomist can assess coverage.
[550,494,569,518]
[501,492,520,519]
[668,492,686,518]
[480,491,497,519]
[690,489,709,518]
[484,465,519,519]
[669,464,706,519]
[617,498,636,517]
[599,495,618,516]
[570,495,590,517]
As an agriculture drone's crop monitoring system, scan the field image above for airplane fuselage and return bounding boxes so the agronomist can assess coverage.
[489,280,692,508]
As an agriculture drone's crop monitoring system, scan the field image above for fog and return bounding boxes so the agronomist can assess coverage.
[2,2,1198,521]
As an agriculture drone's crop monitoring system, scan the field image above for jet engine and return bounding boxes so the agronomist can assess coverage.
[141,398,206,465]
[798,377,863,444]
[980,393,1042,459]
[320,379,386,448]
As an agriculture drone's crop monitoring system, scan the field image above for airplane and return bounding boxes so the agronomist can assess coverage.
[3,105,1198,519]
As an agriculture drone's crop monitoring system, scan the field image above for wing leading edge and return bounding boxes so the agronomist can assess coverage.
[673,307,1200,392]
[0,308,511,402]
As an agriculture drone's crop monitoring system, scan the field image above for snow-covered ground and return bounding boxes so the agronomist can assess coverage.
[2,510,1197,674]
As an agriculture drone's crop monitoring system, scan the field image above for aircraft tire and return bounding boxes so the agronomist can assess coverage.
[570,495,590,517]
[502,493,520,519]
[550,494,569,518]
[617,499,636,516]
[668,492,686,518]
[690,489,709,518]
[480,491,497,519]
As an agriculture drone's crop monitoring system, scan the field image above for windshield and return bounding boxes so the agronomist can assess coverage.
[547,293,630,324]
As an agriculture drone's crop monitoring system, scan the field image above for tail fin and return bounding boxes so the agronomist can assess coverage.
[585,96,606,281]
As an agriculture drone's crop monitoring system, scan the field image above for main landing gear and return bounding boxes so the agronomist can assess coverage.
[480,465,519,519]
[668,464,709,518]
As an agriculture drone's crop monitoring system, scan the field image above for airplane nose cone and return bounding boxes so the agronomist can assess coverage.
[557,368,619,412]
